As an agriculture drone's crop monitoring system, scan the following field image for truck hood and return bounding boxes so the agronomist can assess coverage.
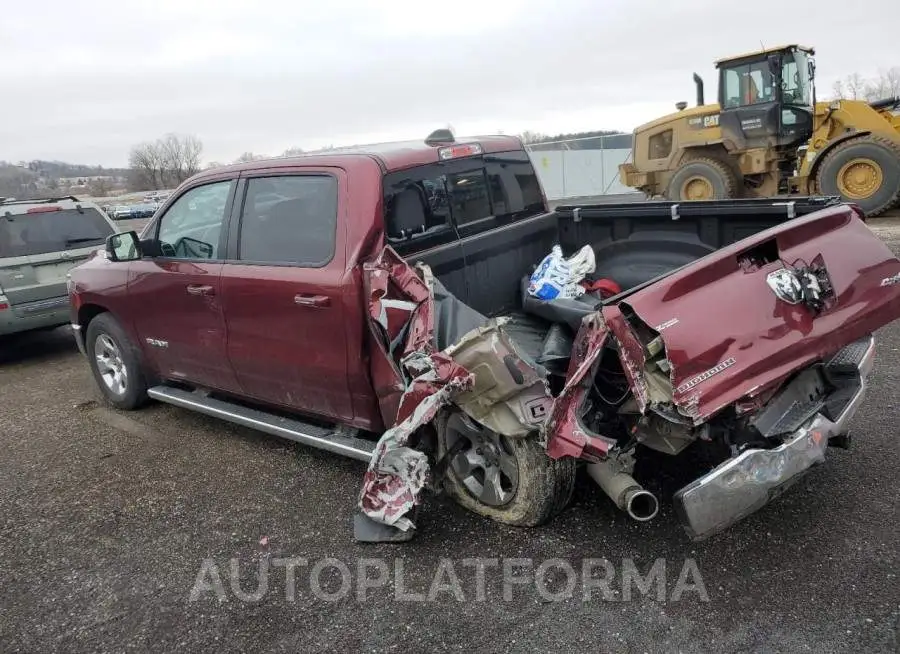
[604,204,900,424]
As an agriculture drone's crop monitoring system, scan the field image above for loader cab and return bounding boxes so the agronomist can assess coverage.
[716,45,815,152]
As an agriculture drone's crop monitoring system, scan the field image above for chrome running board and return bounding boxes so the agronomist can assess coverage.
[147,386,375,462]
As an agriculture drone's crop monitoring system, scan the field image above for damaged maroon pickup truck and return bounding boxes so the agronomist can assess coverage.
[68,132,900,542]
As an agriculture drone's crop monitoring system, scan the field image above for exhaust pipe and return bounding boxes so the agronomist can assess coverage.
[693,73,705,106]
[588,460,659,522]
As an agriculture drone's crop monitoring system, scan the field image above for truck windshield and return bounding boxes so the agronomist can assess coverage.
[0,208,114,258]
[383,150,544,242]
[781,51,813,106]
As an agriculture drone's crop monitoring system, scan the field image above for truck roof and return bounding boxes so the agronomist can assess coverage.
[193,135,526,183]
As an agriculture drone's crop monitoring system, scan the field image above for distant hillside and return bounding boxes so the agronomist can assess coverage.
[21,160,130,179]
[0,160,131,200]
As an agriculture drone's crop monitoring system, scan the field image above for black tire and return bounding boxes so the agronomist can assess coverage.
[815,135,900,217]
[435,411,576,527]
[85,313,149,410]
[666,158,738,201]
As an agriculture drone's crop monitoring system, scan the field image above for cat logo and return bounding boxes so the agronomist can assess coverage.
[688,114,720,129]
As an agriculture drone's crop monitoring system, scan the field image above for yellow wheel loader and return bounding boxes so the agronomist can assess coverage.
[619,45,900,216]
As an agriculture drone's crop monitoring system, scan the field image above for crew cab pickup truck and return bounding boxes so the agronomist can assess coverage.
[68,133,900,541]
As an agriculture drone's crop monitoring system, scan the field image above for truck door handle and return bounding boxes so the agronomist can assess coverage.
[294,294,330,308]
[186,284,215,296]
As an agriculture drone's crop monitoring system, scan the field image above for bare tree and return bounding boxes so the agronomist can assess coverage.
[864,67,900,101]
[281,147,305,157]
[519,131,550,145]
[845,72,866,100]
[234,152,265,163]
[831,79,845,100]
[128,133,203,191]
[89,178,113,197]
[128,142,164,191]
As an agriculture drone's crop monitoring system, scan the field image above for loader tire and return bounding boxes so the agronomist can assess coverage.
[816,134,900,217]
[666,158,738,201]
[435,411,576,527]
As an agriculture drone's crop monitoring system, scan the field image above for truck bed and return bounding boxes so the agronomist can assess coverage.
[406,197,842,319]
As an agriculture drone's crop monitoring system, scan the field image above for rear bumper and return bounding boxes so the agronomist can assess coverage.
[674,335,875,540]
[0,296,70,336]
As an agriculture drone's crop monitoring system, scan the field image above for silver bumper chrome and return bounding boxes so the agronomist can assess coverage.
[674,336,876,541]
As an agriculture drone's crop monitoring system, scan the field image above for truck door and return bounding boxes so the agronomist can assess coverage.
[127,178,241,392]
[220,171,354,422]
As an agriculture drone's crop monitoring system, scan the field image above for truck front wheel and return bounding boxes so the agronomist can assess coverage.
[435,411,576,527]
[85,313,150,410]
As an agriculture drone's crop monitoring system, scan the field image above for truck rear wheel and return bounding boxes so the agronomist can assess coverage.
[816,135,900,217]
[435,411,575,527]
[666,158,738,201]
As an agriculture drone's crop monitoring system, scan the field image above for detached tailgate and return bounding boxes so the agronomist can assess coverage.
[612,204,900,423]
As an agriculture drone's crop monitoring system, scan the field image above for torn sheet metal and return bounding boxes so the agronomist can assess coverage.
[600,304,652,414]
[360,246,551,534]
[543,313,618,461]
[444,318,552,437]
[363,248,436,425]
[358,351,473,532]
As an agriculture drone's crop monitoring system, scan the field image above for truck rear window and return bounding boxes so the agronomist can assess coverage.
[383,150,544,241]
[0,208,114,258]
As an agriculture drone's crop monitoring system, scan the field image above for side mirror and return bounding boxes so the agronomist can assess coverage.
[106,231,142,262]
[767,54,780,76]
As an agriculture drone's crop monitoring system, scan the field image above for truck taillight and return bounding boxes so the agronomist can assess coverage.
[438,143,483,160]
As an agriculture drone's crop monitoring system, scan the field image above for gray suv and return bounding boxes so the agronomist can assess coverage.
[0,196,117,337]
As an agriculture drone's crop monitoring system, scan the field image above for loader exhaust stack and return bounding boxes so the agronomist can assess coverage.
[693,73,705,106]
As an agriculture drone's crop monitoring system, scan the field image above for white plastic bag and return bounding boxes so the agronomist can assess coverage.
[527,244,596,300]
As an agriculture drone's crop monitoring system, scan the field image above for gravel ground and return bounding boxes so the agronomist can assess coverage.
[0,221,898,653]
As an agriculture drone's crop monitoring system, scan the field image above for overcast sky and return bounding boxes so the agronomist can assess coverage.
[1,0,898,166]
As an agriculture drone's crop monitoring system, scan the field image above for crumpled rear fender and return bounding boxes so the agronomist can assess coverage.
[359,246,554,534]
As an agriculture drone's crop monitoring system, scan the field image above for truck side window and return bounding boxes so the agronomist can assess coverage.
[238,175,338,266]
[156,180,233,259]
